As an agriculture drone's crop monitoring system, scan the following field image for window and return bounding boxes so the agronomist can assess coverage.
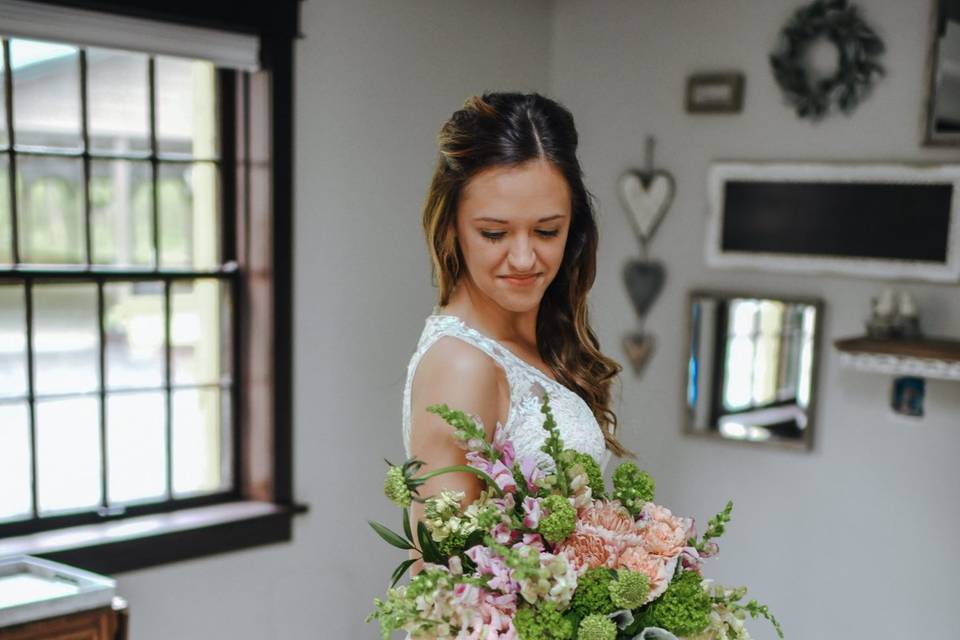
[0,0,301,574]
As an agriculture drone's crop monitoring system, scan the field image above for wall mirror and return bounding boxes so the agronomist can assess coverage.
[683,291,823,450]
[924,0,960,145]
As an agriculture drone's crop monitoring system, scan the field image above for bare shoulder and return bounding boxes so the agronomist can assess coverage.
[410,336,504,447]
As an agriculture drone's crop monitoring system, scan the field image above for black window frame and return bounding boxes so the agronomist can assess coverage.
[0,0,304,575]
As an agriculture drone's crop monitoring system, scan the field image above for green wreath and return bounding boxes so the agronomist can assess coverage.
[769,0,885,120]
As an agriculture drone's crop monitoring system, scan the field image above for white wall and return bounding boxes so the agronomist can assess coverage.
[114,1,552,638]
[550,1,960,638]
[113,1,960,638]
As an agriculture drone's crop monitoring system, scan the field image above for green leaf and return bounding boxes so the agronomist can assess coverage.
[402,507,413,543]
[368,520,414,550]
[417,521,443,564]
[390,558,417,588]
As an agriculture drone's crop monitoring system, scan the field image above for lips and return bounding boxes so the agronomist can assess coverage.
[500,273,540,286]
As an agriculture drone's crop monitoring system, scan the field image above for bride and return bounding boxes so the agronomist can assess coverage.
[403,92,629,563]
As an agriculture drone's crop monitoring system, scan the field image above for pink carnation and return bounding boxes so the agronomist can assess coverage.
[640,502,693,558]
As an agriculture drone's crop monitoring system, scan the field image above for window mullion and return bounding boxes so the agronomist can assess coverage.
[3,39,19,265]
[79,49,92,266]
[148,56,159,270]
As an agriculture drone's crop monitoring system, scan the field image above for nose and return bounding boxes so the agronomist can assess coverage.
[506,234,536,272]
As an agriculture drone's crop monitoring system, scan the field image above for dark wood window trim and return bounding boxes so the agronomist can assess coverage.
[0,1,305,574]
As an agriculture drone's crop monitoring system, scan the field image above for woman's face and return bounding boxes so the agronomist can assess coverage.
[455,159,572,314]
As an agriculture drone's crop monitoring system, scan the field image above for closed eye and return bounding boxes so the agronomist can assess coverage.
[480,229,560,242]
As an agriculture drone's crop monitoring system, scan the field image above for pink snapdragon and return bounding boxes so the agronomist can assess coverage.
[522,496,542,529]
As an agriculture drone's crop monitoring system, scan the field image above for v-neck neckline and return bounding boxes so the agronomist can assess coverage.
[428,313,561,385]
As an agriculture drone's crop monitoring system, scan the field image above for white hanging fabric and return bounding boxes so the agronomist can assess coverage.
[0,0,259,70]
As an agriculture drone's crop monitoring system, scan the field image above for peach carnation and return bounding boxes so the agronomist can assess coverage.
[640,502,693,558]
[555,532,618,570]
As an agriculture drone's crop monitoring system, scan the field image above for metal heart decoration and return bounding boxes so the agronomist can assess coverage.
[622,332,656,375]
[618,170,675,243]
[623,259,665,317]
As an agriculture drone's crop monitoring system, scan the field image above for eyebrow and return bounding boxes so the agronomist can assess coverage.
[475,214,566,224]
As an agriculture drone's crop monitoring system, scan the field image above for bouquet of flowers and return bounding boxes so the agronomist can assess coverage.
[368,395,783,640]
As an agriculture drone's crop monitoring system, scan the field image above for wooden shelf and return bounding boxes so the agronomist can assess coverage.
[834,335,960,381]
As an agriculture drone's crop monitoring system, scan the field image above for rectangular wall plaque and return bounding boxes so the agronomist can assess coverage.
[706,162,960,282]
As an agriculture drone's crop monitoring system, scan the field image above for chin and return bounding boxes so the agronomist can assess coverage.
[489,290,544,314]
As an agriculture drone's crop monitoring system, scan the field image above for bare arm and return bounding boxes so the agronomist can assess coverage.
[407,337,507,573]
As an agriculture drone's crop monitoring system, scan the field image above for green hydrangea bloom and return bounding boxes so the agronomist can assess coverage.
[611,463,655,516]
[514,602,574,640]
[562,449,606,499]
[633,570,711,637]
[538,494,576,544]
[383,466,411,508]
[609,569,649,609]
[570,567,615,619]
[578,614,617,640]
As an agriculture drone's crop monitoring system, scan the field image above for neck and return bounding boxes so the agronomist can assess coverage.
[442,277,539,348]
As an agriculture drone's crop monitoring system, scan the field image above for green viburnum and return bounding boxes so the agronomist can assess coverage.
[561,449,606,499]
[570,567,615,619]
[611,462,655,516]
[633,570,711,637]
[538,494,576,544]
[514,602,574,640]
[578,614,617,640]
[383,465,412,508]
[609,569,649,609]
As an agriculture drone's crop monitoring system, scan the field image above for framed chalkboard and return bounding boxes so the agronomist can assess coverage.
[706,163,960,282]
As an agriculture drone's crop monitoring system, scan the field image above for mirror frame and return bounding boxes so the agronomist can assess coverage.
[681,289,825,452]
[923,0,960,146]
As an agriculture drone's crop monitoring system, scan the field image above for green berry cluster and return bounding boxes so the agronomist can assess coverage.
[570,567,615,619]
[561,449,606,499]
[578,613,617,640]
[538,494,576,544]
[633,570,711,637]
[383,466,411,508]
[514,602,574,640]
[609,569,649,609]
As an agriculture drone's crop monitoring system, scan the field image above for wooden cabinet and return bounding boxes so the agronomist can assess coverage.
[0,597,127,640]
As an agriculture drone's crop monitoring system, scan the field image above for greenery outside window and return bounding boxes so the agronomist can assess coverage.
[0,0,301,574]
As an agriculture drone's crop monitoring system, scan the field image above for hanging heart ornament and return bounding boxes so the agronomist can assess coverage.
[623,259,665,317]
[617,170,675,244]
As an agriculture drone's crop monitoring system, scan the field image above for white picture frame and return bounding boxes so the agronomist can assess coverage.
[706,162,960,282]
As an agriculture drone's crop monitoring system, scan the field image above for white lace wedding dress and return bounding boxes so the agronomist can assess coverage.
[402,312,611,471]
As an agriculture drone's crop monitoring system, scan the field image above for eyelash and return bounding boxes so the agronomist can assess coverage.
[481,229,560,242]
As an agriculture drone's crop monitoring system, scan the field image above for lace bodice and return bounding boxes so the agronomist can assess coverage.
[402,313,611,472]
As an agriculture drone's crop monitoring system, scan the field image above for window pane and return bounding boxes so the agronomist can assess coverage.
[36,396,101,514]
[107,392,166,505]
[0,284,27,399]
[172,387,227,496]
[105,281,164,390]
[16,156,84,264]
[91,159,153,266]
[0,403,31,522]
[10,39,81,151]
[172,280,228,386]
[159,162,219,269]
[0,49,7,149]
[0,153,10,264]
[33,283,99,396]
[155,57,217,159]
[87,48,149,156]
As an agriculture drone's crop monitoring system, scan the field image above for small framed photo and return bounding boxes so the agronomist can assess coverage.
[685,72,744,113]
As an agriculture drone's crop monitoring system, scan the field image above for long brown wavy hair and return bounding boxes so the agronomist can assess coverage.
[422,92,628,458]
